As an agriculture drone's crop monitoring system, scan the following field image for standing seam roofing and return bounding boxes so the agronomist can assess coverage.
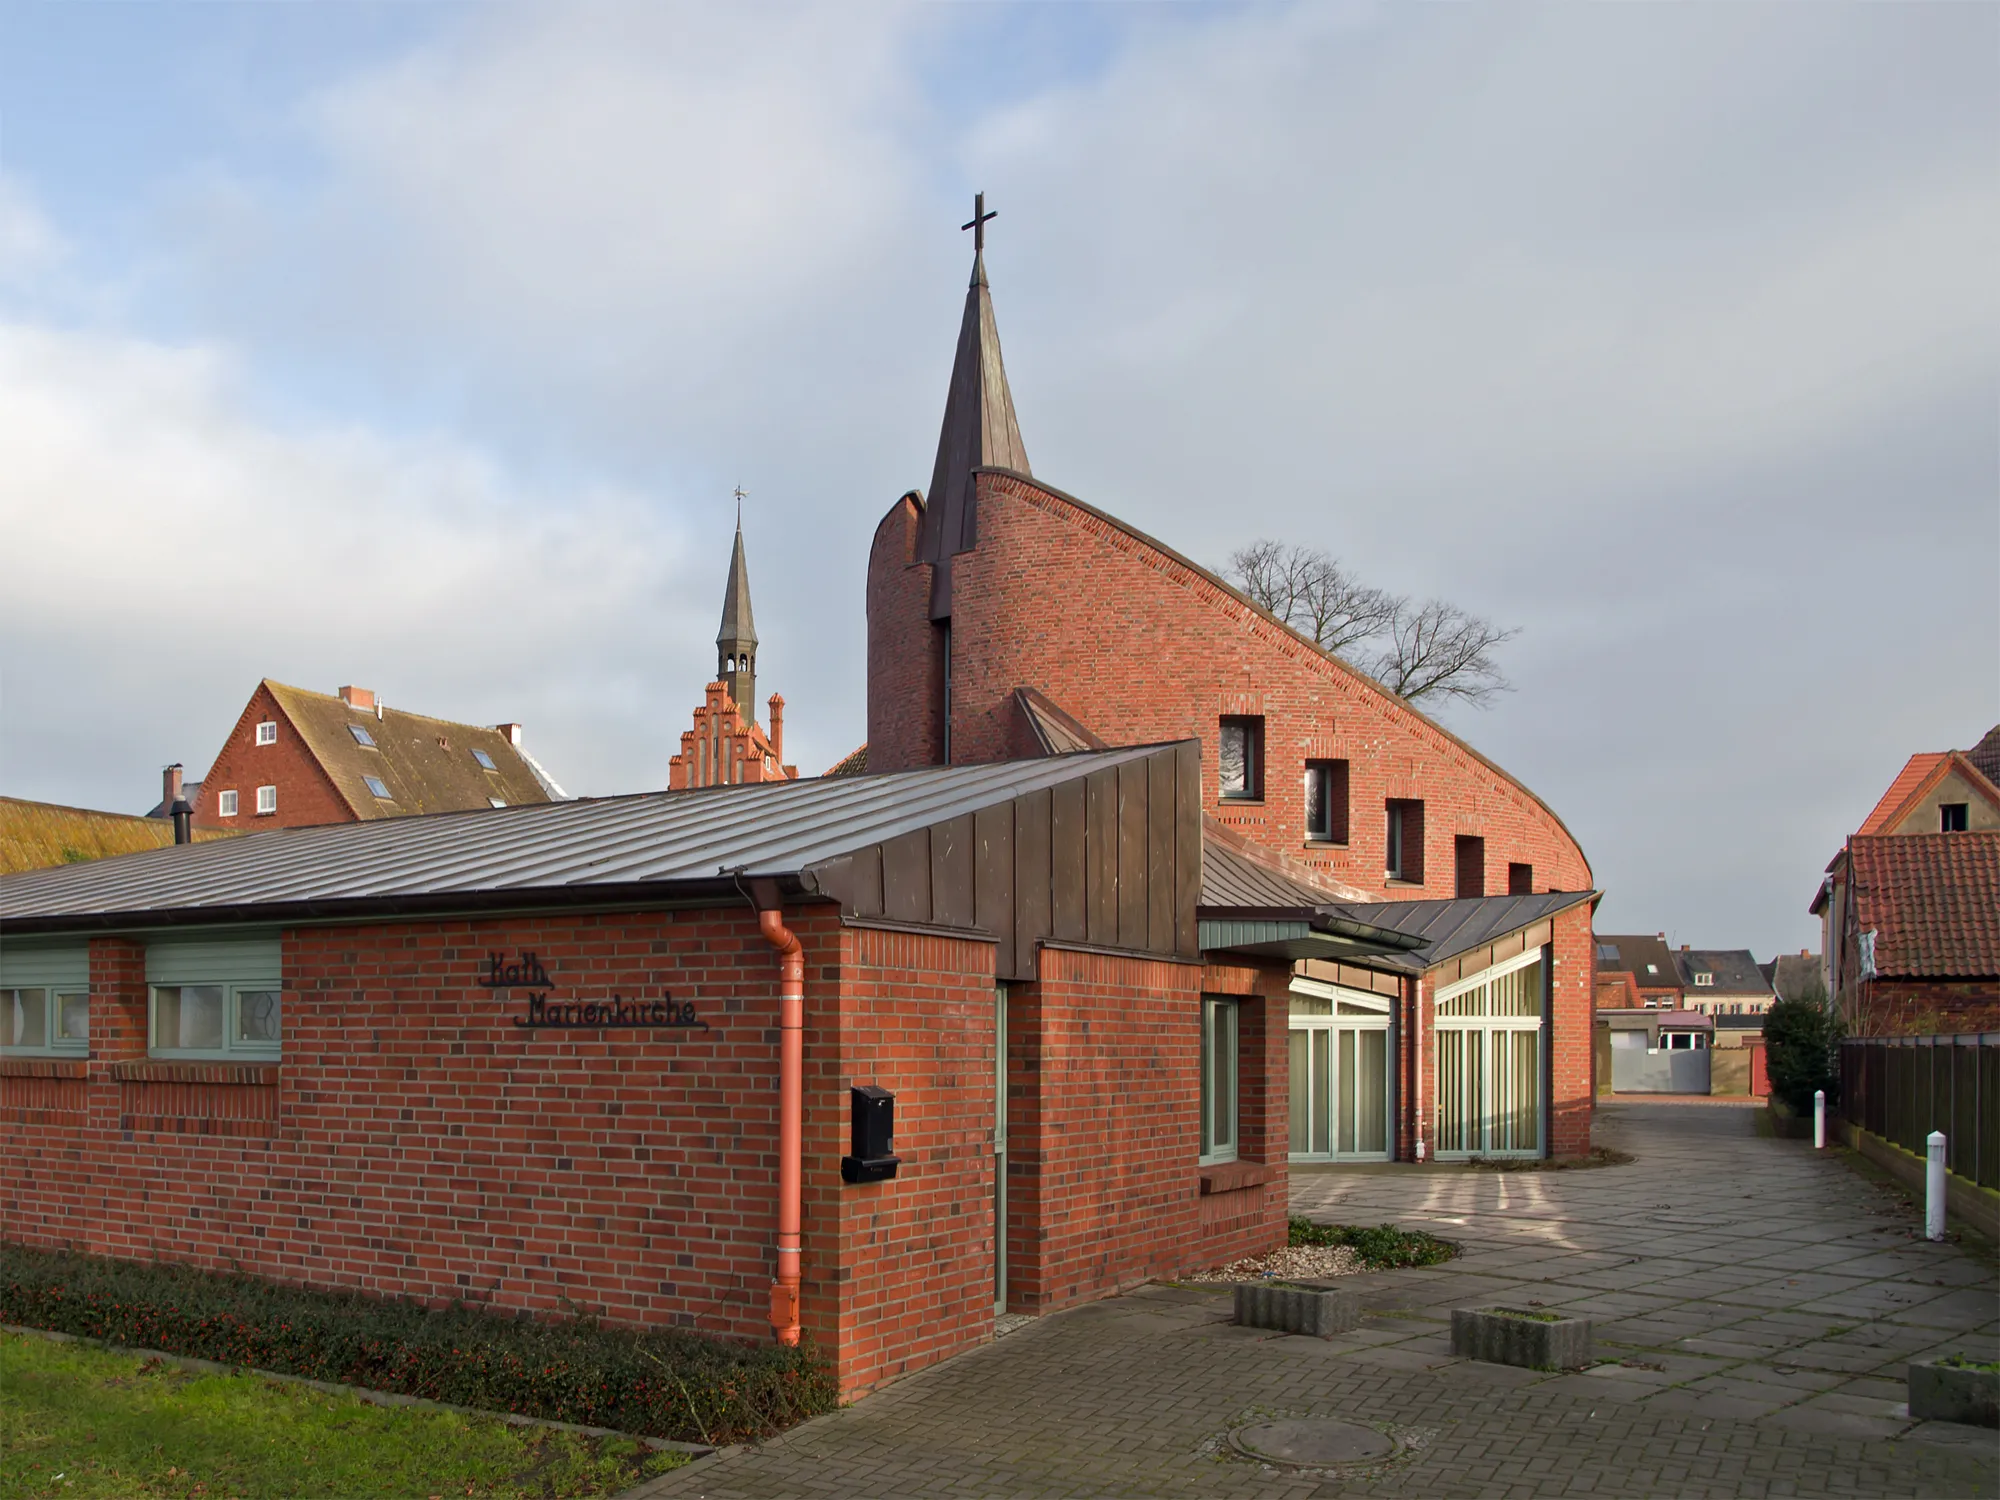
[0,747,1171,925]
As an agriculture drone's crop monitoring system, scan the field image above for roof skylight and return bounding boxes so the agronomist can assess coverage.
[363,776,393,799]
[473,749,497,771]
[349,724,376,747]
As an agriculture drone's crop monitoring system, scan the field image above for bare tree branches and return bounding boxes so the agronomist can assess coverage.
[1225,539,1517,709]
[1227,540,1398,656]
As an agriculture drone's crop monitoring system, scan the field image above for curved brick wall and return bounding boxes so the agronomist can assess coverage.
[868,469,1590,901]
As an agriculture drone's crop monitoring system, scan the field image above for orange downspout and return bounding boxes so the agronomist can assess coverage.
[759,906,804,1346]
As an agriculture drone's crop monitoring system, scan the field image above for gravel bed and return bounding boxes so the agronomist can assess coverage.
[1179,1244,1363,1283]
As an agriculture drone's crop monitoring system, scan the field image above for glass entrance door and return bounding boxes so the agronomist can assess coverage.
[1288,980,1392,1162]
[1433,951,1545,1159]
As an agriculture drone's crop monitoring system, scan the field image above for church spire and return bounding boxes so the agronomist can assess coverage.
[918,191,1029,619]
[716,504,759,723]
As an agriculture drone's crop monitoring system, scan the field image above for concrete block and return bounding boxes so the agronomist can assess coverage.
[1450,1307,1593,1371]
[1233,1282,1360,1338]
[1908,1359,2000,1428]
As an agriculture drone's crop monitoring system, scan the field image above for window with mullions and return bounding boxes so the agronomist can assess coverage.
[149,985,282,1058]
[1199,996,1239,1164]
[0,944,91,1057]
[3,988,90,1055]
[146,936,283,1061]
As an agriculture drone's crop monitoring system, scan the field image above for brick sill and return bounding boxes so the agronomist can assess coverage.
[1198,1161,1271,1196]
[0,1058,88,1080]
[111,1061,279,1086]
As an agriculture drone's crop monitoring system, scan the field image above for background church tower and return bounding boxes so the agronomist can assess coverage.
[669,503,797,790]
[717,511,759,723]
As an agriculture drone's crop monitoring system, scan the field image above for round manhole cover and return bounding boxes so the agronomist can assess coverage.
[1230,1419,1396,1467]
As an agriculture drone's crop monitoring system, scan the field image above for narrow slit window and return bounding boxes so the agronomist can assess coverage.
[1305,759,1349,842]
[1219,717,1264,801]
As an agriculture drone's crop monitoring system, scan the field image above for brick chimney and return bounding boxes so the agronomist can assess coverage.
[496,723,523,746]
[162,763,183,811]
[767,694,785,766]
[339,685,375,711]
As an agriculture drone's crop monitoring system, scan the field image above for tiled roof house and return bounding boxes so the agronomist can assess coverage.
[192,681,565,832]
[1,796,232,875]
[1813,725,2000,1033]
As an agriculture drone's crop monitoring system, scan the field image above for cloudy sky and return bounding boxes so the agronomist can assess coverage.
[1,3,1993,957]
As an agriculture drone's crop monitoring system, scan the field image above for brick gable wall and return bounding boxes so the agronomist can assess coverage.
[193,682,353,830]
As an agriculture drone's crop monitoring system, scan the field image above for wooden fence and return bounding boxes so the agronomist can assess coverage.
[1838,1033,2000,1190]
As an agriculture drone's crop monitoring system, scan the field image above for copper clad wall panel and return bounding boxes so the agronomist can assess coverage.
[931,813,976,929]
[1052,779,1087,942]
[1012,788,1052,980]
[882,830,932,924]
[1174,740,1202,959]
[1116,760,1148,950]
[1147,749,1176,954]
[975,805,1015,967]
[1086,768,1117,946]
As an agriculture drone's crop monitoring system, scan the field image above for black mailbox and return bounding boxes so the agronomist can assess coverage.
[841,1084,900,1184]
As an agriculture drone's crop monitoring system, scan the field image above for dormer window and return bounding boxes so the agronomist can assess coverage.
[349,724,376,747]
[255,721,277,746]
[473,749,497,771]
[1694,972,1714,987]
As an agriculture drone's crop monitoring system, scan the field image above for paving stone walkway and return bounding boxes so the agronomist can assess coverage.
[637,1102,1998,1498]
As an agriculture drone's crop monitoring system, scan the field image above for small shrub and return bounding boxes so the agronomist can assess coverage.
[1287,1219,1457,1268]
[1765,979,1843,1115]
[0,1242,836,1445]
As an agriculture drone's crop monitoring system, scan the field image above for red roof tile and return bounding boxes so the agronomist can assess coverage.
[1848,832,2000,977]
[1857,753,1948,835]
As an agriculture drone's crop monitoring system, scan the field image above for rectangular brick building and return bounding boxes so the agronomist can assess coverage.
[2,745,1411,1396]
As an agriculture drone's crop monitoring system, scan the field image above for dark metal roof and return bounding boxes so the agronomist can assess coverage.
[1318,891,1596,973]
[1673,948,1773,996]
[0,746,1172,934]
[1595,933,1684,990]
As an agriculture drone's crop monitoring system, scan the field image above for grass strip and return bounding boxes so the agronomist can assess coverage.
[0,1242,836,1447]
[0,1329,686,1500]
[1286,1219,1458,1268]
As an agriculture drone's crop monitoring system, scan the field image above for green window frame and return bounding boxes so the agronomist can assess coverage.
[145,935,282,1061]
[0,944,90,1057]
[1199,996,1239,1165]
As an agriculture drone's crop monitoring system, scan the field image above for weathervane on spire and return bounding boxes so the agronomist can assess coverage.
[962,192,996,252]
[733,485,748,525]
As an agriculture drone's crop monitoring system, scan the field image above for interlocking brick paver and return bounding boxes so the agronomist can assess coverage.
[634,1103,1997,1498]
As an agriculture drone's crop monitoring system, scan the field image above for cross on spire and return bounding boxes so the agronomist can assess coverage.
[961,192,996,252]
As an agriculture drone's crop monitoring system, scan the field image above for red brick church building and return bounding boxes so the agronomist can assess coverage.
[865,216,1598,1163]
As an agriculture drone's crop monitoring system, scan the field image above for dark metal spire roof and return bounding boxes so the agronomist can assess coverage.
[918,200,1029,618]
[716,517,758,650]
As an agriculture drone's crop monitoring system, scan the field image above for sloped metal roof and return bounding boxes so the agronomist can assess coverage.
[0,746,1169,933]
[1319,891,1595,973]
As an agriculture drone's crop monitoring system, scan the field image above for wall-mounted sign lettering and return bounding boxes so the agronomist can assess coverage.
[478,950,708,1033]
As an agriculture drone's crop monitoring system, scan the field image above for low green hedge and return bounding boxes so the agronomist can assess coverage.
[0,1241,836,1446]
[1287,1218,1458,1268]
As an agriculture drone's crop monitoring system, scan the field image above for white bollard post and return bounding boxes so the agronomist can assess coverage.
[1814,1090,1825,1150]
[1926,1131,1948,1242]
